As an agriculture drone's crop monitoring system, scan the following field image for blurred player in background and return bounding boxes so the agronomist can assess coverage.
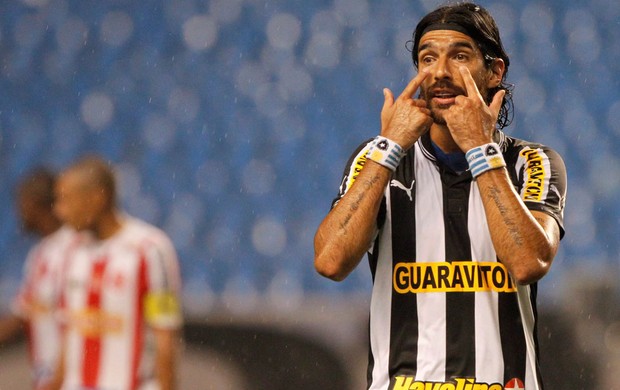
[51,156,182,390]
[0,168,77,390]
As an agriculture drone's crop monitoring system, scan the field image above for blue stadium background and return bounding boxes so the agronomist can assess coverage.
[0,0,619,316]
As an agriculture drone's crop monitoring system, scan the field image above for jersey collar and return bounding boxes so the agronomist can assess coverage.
[418,129,507,163]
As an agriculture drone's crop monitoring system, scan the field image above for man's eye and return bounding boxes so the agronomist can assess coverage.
[421,56,435,64]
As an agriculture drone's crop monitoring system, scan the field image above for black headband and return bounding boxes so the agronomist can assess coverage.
[421,23,471,38]
[420,22,498,62]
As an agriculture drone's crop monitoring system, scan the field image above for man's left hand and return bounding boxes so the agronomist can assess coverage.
[443,66,505,151]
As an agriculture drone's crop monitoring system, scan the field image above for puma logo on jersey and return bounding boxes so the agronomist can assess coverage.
[390,179,415,201]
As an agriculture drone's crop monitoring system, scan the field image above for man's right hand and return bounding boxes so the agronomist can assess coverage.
[380,70,433,151]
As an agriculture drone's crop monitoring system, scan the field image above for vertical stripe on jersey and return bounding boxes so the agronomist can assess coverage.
[130,254,149,390]
[441,170,476,380]
[498,288,527,385]
[516,284,542,390]
[388,155,418,381]
[413,147,446,381]
[368,188,395,390]
[468,185,504,383]
[83,258,108,387]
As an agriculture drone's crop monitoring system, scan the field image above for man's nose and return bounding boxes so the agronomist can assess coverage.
[432,57,452,80]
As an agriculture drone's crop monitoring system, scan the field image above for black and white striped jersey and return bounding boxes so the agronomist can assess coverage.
[332,130,567,390]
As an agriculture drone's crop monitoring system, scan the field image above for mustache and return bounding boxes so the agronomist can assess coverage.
[421,80,467,98]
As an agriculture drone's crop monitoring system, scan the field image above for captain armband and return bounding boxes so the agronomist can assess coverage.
[466,142,506,179]
[144,291,182,326]
[365,136,406,171]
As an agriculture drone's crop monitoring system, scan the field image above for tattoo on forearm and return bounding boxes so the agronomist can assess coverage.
[339,174,382,234]
[488,187,524,245]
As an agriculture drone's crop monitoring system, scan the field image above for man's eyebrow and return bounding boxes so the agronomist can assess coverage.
[450,41,476,51]
[418,40,477,53]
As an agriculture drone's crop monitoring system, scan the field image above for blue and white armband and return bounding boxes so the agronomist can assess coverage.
[465,142,506,179]
[366,136,406,172]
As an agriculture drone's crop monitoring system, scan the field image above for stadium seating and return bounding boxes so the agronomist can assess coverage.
[0,0,618,314]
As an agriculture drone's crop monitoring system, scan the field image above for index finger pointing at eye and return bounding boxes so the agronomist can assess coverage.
[458,66,482,98]
[400,70,429,99]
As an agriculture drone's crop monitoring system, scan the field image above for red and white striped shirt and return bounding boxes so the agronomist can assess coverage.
[60,216,182,390]
[13,226,78,389]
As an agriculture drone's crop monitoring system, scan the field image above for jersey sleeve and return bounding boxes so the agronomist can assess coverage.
[141,232,183,329]
[515,145,567,238]
[330,139,374,208]
[329,139,388,249]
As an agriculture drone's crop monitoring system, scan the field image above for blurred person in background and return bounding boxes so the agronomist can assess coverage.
[314,3,567,390]
[0,168,77,390]
[51,156,182,390]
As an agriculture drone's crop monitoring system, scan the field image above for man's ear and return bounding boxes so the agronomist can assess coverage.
[487,58,505,88]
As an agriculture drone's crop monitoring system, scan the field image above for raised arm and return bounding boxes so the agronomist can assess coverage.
[314,71,432,281]
[314,161,391,281]
[476,171,561,284]
[444,66,564,284]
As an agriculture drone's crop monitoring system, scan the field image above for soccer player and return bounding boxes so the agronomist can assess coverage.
[0,169,77,390]
[314,3,567,390]
[52,156,182,390]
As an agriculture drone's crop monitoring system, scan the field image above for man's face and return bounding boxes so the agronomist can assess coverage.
[54,172,103,232]
[417,29,496,125]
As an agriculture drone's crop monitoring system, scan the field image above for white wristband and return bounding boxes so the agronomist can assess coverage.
[465,142,506,179]
[366,136,406,171]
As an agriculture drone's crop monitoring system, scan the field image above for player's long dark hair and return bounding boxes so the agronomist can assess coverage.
[409,2,514,129]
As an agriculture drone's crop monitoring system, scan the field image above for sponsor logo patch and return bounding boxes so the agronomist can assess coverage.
[392,376,507,390]
[520,148,546,202]
[344,146,369,193]
[70,309,124,336]
[393,261,516,294]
